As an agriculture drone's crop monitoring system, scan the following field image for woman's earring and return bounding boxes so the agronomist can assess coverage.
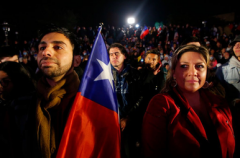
[202,81,209,89]
[171,78,177,87]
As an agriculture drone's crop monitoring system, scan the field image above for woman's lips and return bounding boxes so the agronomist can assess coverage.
[186,80,198,83]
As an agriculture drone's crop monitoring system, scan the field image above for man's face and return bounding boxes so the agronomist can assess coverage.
[233,42,240,58]
[109,47,126,69]
[224,52,230,59]
[165,64,170,71]
[37,32,73,81]
[145,53,159,70]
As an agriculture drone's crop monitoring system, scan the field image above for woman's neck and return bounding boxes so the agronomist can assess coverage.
[181,90,202,109]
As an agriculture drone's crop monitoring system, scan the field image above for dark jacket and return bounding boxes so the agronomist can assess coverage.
[112,64,143,119]
[139,65,165,118]
[0,92,36,158]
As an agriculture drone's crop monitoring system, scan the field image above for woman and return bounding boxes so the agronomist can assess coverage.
[0,61,36,158]
[142,45,235,158]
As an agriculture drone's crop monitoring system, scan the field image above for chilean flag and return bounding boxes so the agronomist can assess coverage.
[56,26,120,158]
[157,26,162,36]
[140,26,149,39]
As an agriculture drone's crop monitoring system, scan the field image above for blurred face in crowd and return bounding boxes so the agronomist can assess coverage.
[221,48,226,54]
[145,53,160,70]
[233,42,240,60]
[173,51,207,93]
[37,32,74,82]
[22,58,28,64]
[210,49,215,55]
[0,55,19,63]
[165,64,170,71]
[0,71,13,99]
[109,47,126,70]
[224,52,230,59]
[164,56,169,61]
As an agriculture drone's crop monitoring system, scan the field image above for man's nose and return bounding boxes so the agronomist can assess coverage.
[41,47,53,57]
[112,54,118,58]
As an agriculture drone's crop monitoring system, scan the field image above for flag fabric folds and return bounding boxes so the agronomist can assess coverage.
[56,26,120,158]
[140,26,149,39]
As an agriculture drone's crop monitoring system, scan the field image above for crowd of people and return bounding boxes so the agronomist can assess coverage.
[0,21,240,158]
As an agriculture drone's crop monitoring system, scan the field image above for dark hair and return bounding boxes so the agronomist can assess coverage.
[108,43,128,58]
[181,36,201,46]
[145,49,160,58]
[37,24,80,55]
[0,61,35,98]
[163,63,169,67]
[0,46,19,58]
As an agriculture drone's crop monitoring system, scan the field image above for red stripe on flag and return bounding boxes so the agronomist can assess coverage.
[140,29,149,39]
[57,92,120,158]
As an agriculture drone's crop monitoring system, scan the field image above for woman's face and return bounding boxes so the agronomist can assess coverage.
[173,51,207,93]
[0,70,13,99]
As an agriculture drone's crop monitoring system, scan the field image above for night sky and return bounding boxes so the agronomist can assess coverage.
[0,0,237,39]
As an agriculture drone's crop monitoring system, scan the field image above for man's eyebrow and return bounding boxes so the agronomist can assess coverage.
[39,41,67,46]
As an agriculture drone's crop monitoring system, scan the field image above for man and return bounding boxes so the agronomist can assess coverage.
[161,54,171,68]
[25,25,81,158]
[216,35,240,158]
[108,43,142,158]
[216,35,240,105]
[0,46,37,80]
[138,49,165,119]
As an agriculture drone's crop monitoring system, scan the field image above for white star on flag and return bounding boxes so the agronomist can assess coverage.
[94,59,114,90]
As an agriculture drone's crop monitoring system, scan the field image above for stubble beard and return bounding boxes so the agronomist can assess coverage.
[41,63,72,79]
[39,57,72,79]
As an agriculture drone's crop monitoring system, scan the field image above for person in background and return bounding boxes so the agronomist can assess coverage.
[142,45,235,158]
[222,51,231,64]
[108,43,142,158]
[0,46,37,81]
[0,46,19,63]
[0,61,36,158]
[161,54,171,68]
[180,36,201,46]
[216,35,240,158]
[163,63,170,80]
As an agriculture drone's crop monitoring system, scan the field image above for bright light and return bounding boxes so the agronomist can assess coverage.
[135,24,139,28]
[127,17,135,24]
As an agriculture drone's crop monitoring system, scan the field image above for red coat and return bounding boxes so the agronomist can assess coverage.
[142,88,235,158]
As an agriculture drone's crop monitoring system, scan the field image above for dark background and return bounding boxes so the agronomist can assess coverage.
[0,0,239,40]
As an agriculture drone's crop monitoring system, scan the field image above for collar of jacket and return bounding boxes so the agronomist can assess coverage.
[172,87,226,110]
[229,56,240,68]
[111,64,130,77]
[171,87,230,139]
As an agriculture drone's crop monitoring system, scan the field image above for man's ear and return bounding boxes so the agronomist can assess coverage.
[73,55,81,67]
